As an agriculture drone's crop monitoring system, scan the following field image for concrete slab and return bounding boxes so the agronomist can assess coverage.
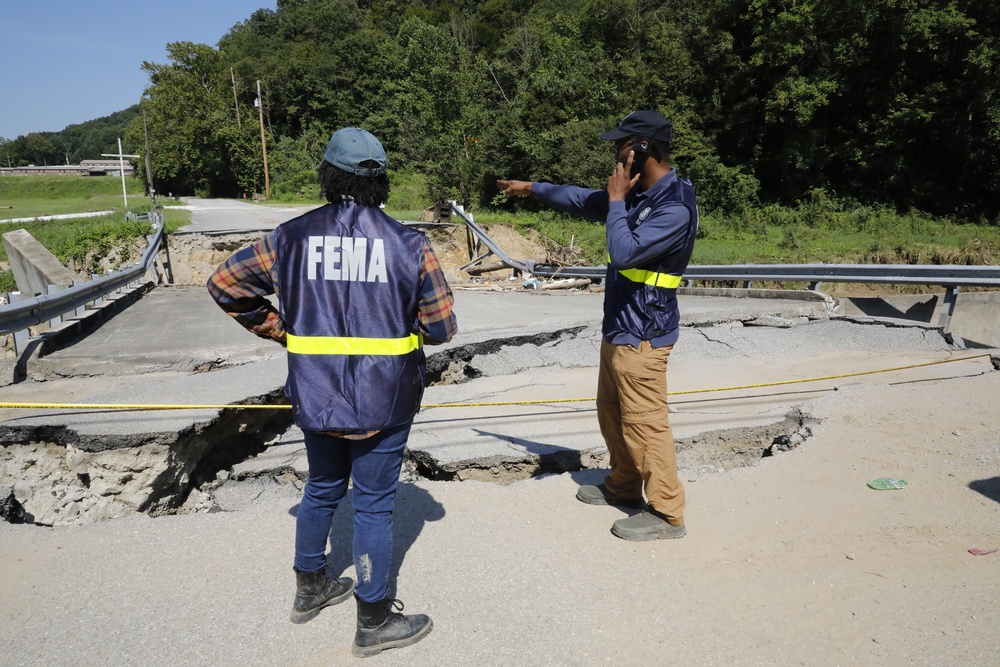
[0,286,964,443]
[2,228,80,296]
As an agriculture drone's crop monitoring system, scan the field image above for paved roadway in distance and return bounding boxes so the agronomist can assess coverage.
[171,197,314,235]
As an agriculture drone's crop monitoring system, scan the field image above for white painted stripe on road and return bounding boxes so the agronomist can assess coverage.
[1,210,115,224]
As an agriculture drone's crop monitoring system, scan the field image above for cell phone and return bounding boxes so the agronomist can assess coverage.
[630,140,649,178]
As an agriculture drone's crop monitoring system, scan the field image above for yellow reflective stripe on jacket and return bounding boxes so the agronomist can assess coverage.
[286,333,422,355]
[618,267,683,289]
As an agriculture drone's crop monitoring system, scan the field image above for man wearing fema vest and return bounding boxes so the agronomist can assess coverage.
[498,110,697,541]
[208,128,456,657]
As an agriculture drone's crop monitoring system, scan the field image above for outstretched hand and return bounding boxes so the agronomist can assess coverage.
[496,179,533,197]
[607,151,640,202]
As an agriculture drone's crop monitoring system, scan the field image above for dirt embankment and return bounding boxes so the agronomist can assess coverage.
[164,224,552,287]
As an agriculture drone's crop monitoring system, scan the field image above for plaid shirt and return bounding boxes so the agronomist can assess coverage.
[207,222,457,437]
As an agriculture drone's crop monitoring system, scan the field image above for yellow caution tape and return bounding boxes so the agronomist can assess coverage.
[0,354,990,412]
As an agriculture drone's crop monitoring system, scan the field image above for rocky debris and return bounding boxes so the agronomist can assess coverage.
[677,409,819,474]
[1,486,28,524]
[209,410,817,490]
[0,398,291,526]
[406,446,610,483]
[0,389,821,527]
[163,233,259,286]
[5,314,924,527]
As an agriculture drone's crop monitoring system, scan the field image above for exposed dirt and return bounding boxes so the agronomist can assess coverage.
[163,224,551,288]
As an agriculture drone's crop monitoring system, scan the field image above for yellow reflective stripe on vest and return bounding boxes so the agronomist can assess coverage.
[618,267,683,289]
[286,333,422,355]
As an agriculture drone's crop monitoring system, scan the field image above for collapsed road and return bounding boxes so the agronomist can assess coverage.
[2,265,991,526]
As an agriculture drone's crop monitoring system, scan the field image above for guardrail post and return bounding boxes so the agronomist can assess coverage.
[45,284,64,327]
[938,285,960,334]
[154,226,174,285]
[71,279,89,316]
[92,274,108,306]
[7,292,28,356]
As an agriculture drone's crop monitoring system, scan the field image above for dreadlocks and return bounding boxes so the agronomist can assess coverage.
[318,160,390,207]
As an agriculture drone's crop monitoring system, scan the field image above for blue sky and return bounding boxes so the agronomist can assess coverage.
[0,1,276,140]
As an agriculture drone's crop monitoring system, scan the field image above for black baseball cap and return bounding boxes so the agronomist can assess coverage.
[599,110,673,143]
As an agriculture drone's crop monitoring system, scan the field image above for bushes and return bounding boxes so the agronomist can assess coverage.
[270,169,322,202]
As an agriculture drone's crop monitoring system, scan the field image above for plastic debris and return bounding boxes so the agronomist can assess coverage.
[866,477,907,490]
[969,548,998,556]
[522,277,541,289]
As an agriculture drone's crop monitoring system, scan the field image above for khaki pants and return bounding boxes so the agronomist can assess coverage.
[596,339,685,525]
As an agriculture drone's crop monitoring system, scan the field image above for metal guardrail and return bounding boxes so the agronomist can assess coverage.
[450,201,1000,333]
[449,202,1000,289]
[0,209,165,354]
[510,261,1000,289]
[683,264,1000,289]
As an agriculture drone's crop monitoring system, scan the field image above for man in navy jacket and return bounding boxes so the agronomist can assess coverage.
[498,110,698,541]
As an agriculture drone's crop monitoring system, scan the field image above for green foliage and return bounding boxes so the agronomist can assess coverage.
[0,180,169,291]
[270,169,322,202]
[689,196,1000,267]
[15,0,995,228]
[386,170,431,212]
[0,107,140,168]
[0,212,154,290]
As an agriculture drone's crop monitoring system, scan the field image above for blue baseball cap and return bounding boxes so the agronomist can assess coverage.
[322,127,388,177]
[599,110,673,143]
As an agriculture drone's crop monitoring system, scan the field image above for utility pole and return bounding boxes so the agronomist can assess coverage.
[142,107,156,203]
[256,79,270,200]
[102,138,139,209]
[231,68,242,129]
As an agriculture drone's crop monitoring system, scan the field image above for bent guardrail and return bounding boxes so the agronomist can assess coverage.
[450,201,1000,332]
[450,201,1000,288]
[0,209,165,355]
[679,264,1000,289]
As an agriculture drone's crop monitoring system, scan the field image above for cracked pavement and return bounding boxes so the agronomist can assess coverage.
[0,285,975,501]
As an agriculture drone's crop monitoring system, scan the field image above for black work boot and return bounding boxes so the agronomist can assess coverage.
[290,567,354,624]
[352,596,433,658]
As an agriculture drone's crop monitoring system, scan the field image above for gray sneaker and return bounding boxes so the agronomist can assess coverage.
[611,507,686,541]
[576,483,645,509]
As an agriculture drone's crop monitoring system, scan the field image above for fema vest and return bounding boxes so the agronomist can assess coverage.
[274,201,427,431]
[605,175,699,346]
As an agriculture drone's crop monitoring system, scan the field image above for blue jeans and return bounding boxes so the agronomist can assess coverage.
[295,422,410,603]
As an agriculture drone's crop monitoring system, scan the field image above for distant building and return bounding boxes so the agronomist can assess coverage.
[0,159,134,177]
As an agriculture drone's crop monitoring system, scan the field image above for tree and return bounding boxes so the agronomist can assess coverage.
[0,137,13,168]
[130,42,257,196]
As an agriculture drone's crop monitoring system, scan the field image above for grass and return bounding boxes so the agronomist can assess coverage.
[0,176,167,292]
[692,205,1000,268]
[2,172,998,296]
[0,175,147,220]
[472,189,1000,273]
[0,210,164,292]
[0,175,145,199]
